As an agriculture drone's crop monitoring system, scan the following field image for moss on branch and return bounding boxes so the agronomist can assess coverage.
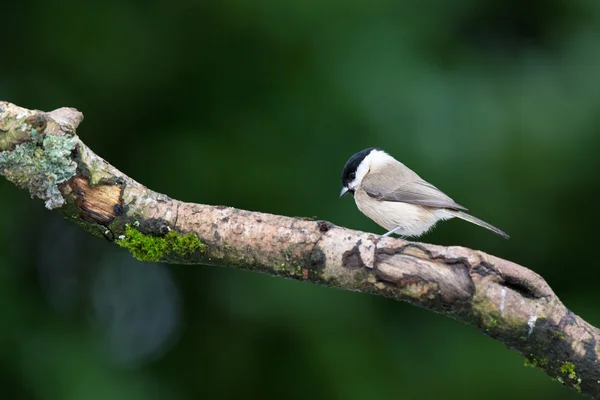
[117,223,206,262]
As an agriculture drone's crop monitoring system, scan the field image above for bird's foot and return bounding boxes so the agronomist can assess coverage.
[382,226,402,237]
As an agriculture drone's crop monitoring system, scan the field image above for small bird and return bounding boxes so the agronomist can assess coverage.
[340,148,509,239]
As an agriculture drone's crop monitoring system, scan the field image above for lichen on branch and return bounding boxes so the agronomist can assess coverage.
[0,134,78,208]
[0,105,83,209]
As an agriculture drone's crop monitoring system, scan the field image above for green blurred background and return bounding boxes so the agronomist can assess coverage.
[2,0,600,399]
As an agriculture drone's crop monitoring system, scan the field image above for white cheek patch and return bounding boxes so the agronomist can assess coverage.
[352,156,372,188]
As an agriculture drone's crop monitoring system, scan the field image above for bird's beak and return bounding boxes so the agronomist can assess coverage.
[339,187,349,198]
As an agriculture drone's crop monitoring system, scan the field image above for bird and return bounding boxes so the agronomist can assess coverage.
[339,147,509,239]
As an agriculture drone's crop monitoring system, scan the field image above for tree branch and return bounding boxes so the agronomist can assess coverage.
[0,101,597,398]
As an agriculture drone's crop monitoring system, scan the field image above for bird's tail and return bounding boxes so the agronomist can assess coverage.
[444,210,509,239]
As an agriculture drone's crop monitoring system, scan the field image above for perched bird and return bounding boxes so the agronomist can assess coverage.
[340,148,509,239]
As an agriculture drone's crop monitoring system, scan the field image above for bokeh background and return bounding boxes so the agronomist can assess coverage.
[2,0,600,399]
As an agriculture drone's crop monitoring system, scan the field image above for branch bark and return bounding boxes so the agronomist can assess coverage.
[0,101,597,398]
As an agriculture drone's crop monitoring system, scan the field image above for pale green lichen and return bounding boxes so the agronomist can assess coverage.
[117,224,205,262]
[0,133,78,209]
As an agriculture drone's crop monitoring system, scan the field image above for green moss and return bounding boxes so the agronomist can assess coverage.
[524,357,536,368]
[117,224,205,262]
[574,378,582,393]
[554,332,565,340]
[524,356,548,368]
[169,229,205,256]
[560,362,582,392]
[560,362,577,380]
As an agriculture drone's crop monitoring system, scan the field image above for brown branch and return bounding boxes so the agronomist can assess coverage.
[0,101,597,398]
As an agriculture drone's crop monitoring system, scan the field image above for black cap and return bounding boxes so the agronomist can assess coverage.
[341,147,378,187]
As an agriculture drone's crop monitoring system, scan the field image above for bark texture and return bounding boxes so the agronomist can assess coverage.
[1,101,598,398]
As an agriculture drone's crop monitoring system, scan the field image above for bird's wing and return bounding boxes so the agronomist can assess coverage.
[361,165,468,211]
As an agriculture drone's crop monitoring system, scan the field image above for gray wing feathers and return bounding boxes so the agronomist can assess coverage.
[361,163,468,211]
[444,210,510,239]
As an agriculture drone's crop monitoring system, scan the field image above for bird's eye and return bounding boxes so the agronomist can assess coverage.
[349,172,356,180]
